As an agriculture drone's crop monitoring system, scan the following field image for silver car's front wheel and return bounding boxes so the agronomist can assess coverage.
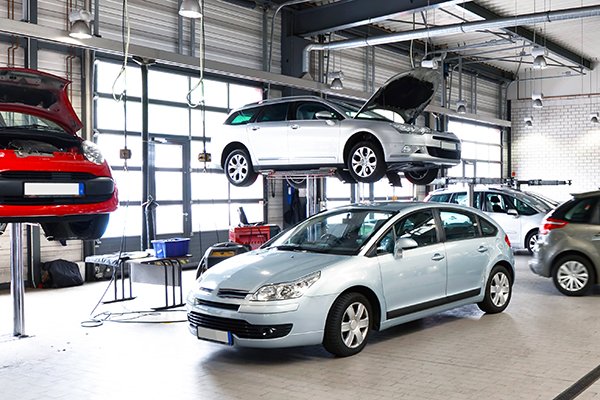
[347,141,386,183]
[553,255,595,296]
[323,293,372,357]
[478,265,512,313]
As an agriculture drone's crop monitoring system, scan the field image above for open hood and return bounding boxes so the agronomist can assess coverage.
[356,67,441,124]
[0,68,83,134]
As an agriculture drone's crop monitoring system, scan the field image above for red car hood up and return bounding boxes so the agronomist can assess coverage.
[0,68,83,134]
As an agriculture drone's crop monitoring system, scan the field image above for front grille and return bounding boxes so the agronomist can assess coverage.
[0,194,113,206]
[188,311,292,339]
[432,136,461,143]
[217,288,250,299]
[196,299,240,311]
[0,171,96,181]
[427,147,461,160]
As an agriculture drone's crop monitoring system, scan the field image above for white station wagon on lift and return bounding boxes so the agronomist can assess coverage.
[212,68,462,187]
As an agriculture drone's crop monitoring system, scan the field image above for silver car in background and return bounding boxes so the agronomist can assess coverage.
[187,201,514,356]
[213,68,461,187]
[425,185,556,253]
[530,190,600,296]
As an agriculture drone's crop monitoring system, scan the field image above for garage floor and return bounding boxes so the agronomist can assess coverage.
[1,253,599,400]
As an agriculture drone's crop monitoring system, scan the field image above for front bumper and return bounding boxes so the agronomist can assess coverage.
[382,133,461,168]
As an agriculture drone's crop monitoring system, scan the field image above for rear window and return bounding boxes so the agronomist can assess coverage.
[428,193,452,203]
[552,197,599,223]
[225,106,261,125]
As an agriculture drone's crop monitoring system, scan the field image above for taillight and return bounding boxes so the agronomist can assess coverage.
[539,218,568,235]
[504,235,511,247]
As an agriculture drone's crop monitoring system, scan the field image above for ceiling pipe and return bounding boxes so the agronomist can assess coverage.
[301,5,600,76]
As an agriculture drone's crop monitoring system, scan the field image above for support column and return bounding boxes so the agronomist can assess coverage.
[11,223,25,337]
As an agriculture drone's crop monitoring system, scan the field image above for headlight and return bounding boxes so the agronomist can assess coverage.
[82,140,105,165]
[391,123,431,135]
[250,271,321,301]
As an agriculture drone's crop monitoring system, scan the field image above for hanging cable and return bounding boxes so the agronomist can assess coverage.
[112,0,130,103]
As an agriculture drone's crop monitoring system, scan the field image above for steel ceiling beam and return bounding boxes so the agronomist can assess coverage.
[293,0,463,37]
[460,2,593,70]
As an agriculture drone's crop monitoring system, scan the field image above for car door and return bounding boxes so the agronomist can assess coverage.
[287,101,341,166]
[377,210,447,319]
[246,102,289,167]
[439,209,492,297]
[483,192,521,246]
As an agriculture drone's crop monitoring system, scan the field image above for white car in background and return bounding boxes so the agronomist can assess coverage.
[425,186,556,253]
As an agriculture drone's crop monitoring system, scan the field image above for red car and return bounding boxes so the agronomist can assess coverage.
[0,68,117,240]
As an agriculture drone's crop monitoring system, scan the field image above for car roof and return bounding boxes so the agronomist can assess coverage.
[332,200,490,214]
[429,185,523,195]
[571,190,600,198]
[236,95,329,110]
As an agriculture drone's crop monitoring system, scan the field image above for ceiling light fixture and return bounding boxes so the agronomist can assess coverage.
[532,47,548,69]
[329,71,344,90]
[524,116,533,127]
[179,0,203,18]
[591,112,599,124]
[532,92,544,108]
[68,9,93,39]
[456,100,467,114]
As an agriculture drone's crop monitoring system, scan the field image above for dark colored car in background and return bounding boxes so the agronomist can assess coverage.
[529,190,600,296]
[0,68,117,240]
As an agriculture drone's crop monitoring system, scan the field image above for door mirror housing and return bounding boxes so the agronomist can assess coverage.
[394,237,418,259]
[315,110,335,120]
[507,209,519,217]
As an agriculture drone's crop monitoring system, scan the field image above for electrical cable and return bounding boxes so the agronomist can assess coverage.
[111,0,130,103]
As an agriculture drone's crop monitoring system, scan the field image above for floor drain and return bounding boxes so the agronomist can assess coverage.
[554,364,600,400]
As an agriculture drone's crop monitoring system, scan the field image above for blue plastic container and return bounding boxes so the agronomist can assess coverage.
[152,238,190,257]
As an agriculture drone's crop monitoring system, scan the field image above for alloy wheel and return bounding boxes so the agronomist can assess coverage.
[341,301,370,349]
[557,261,589,292]
[227,154,249,184]
[490,271,510,307]
[351,147,377,178]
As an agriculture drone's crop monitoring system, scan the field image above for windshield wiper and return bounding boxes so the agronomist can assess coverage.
[273,244,305,252]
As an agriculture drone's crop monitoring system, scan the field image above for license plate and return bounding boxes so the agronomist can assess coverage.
[196,326,233,345]
[441,142,457,150]
[24,182,84,197]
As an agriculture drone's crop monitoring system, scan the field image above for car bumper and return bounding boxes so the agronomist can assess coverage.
[529,244,552,278]
[382,136,461,168]
[186,292,337,349]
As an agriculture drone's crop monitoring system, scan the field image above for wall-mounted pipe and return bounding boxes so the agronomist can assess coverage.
[301,5,600,75]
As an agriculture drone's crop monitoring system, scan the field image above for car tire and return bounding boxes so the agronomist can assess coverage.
[225,149,258,187]
[323,292,372,357]
[285,176,306,189]
[477,265,512,314]
[404,168,439,185]
[525,230,538,254]
[552,255,596,296]
[347,141,386,183]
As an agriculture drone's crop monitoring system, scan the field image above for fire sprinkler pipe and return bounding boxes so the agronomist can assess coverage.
[301,5,600,75]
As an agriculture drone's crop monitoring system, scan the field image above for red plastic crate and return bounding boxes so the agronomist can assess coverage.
[229,226,272,250]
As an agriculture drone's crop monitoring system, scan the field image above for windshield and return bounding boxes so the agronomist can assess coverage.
[269,208,393,255]
[524,191,559,211]
[0,111,67,133]
[329,100,399,122]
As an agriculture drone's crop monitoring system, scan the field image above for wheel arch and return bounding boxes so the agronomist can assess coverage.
[493,260,515,284]
[335,285,382,331]
[551,250,598,283]
[524,228,539,247]
[221,142,251,169]
[342,132,384,166]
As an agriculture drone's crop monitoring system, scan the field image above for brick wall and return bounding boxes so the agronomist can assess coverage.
[511,96,600,202]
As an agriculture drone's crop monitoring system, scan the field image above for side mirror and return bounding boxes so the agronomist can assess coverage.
[394,237,418,259]
[315,110,335,120]
[507,209,519,217]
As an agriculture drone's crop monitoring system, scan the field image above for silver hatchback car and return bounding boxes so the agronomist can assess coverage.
[213,68,461,187]
[530,190,600,296]
[187,202,514,356]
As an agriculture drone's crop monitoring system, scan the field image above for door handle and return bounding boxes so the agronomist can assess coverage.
[477,246,488,252]
[431,253,445,261]
[290,124,300,129]
[251,126,260,131]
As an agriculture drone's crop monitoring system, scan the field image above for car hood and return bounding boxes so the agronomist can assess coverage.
[198,249,349,293]
[356,67,441,124]
[0,68,83,134]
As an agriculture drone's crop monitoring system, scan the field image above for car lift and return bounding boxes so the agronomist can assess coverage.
[11,223,25,337]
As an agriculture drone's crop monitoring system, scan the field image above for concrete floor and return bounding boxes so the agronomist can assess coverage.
[1,253,600,400]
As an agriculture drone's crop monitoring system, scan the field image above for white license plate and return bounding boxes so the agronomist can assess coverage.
[24,182,84,197]
[196,326,233,345]
[441,142,457,150]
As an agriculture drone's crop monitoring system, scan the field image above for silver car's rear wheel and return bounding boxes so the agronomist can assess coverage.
[323,293,372,356]
[225,149,257,187]
[526,230,538,254]
[347,141,386,183]
[477,265,512,313]
[553,255,595,296]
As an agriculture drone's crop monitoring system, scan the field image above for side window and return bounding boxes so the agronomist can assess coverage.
[485,193,509,213]
[511,196,537,216]
[479,217,498,237]
[450,192,467,206]
[428,193,452,203]
[564,198,598,223]
[256,103,289,123]
[440,210,479,241]
[394,210,438,247]
[294,102,339,120]
[376,229,395,255]
[225,106,261,125]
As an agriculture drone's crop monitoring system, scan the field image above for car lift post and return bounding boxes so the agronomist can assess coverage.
[10,223,25,337]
